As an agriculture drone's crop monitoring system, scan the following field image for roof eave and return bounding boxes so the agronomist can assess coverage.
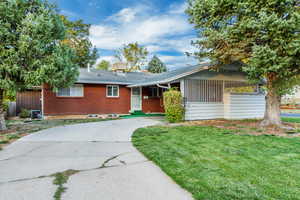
[76,80,132,85]
[127,65,209,87]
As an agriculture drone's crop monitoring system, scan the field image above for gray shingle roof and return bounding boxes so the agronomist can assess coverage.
[77,68,158,85]
[77,63,211,86]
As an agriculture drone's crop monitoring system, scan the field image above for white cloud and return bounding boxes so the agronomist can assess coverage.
[156,36,198,53]
[108,8,137,23]
[158,55,198,70]
[90,2,198,68]
[90,14,192,50]
[168,2,188,14]
[145,45,164,53]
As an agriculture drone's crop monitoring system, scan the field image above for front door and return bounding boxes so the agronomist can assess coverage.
[131,87,142,111]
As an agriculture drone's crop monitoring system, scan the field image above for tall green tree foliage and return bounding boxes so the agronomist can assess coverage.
[0,0,79,130]
[60,15,98,68]
[96,60,111,70]
[187,0,300,126]
[147,56,167,73]
[115,42,148,71]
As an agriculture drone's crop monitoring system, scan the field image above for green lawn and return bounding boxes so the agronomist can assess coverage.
[282,117,300,123]
[132,126,300,200]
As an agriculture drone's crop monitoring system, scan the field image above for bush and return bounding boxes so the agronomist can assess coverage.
[19,109,31,118]
[163,88,184,123]
[2,101,9,112]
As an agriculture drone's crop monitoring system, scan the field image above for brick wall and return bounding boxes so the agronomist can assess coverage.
[43,84,131,115]
[43,84,165,116]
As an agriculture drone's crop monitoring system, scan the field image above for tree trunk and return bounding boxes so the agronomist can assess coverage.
[261,75,282,126]
[0,90,7,131]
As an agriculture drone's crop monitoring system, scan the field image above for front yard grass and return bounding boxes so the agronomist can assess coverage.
[132,126,300,200]
[282,117,300,123]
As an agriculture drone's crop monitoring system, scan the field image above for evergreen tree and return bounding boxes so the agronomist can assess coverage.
[187,0,300,126]
[147,56,167,73]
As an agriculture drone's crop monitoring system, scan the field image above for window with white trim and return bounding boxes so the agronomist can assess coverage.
[107,85,119,97]
[57,84,84,97]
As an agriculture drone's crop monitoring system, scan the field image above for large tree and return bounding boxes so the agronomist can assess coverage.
[115,42,148,71]
[60,15,98,68]
[0,0,79,130]
[147,56,167,73]
[186,0,300,126]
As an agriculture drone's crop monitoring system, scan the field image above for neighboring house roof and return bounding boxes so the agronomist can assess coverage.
[77,63,210,86]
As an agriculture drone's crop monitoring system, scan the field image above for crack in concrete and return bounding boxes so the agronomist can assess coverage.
[101,155,120,168]
[0,153,123,185]
[0,155,149,185]
[119,160,127,165]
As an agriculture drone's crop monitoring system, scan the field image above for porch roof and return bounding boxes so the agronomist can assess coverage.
[127,63,210,87]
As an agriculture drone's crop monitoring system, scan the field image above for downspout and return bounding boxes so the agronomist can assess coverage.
[87,63,91,72]
[156,83,171,89]
[41,85,44,119]
[156,84,169,109]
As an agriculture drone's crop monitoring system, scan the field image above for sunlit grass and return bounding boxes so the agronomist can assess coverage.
[133,126,300,200]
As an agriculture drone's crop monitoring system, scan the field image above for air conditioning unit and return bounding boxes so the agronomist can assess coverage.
[31,110,42,119]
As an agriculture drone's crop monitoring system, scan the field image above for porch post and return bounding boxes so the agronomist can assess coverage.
[180,79,186,120]
[180,79,185,97]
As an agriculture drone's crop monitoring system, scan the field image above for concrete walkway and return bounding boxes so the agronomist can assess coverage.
[0,118,193,200]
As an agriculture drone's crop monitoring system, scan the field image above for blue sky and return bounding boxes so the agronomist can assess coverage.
[50,0,198,69]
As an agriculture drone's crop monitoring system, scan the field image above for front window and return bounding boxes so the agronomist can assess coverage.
[57,84,83,97]
[107,85,119,97]
[149,87,160,98]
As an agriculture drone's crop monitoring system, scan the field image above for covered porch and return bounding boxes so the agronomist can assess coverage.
[127,63,266,120]
[182,79,265,120]
[129,82,180,114]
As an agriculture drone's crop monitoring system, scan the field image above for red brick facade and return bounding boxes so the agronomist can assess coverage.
[43,84,164,116]
[141,87,164,113]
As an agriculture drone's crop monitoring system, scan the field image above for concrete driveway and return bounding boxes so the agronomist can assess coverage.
[0,118,193,200]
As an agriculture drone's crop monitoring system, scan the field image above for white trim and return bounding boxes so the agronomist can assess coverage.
[130,87,142,111]
[41,86,44,118]
[180,79,185,98]
[106,85,119,98]
[156,84,170,89]
[56,84,84,97]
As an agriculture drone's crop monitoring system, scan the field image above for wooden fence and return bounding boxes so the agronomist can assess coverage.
[16,90,41,114]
